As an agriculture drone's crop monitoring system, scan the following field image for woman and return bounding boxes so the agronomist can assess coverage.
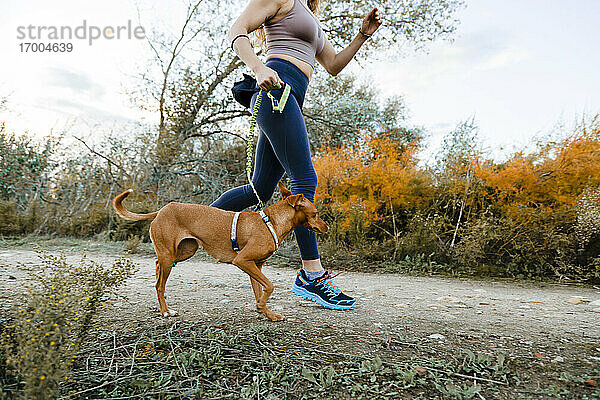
[211,0,382,310]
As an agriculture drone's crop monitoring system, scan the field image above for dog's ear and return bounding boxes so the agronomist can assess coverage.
[278,181,293,199]
[297,195,313,209]
[285,194,303,208]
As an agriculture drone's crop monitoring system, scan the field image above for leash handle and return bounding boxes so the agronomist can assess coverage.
[266,82,291,113]
[246,82,291,210]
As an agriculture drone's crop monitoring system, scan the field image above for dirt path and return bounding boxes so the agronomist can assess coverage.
[1,242,599,398]
[1,244,598,347]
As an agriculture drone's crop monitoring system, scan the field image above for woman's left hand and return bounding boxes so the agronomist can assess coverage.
[361,7,382,36]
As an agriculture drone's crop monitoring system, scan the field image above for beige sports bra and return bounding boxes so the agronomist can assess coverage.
[264,0,325,67]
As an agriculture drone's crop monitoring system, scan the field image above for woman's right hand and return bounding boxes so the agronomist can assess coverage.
[253,64,284,91]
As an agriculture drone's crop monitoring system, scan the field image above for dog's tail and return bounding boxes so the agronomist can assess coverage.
[112,189,158,221]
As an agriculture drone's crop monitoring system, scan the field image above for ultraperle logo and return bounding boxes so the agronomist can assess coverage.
[16,20,146,53]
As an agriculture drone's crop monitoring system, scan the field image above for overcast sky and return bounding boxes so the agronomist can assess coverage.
[1,0,599,160]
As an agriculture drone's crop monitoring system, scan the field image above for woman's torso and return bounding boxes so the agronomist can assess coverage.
[267,53,313,80]
[264,0,321,80]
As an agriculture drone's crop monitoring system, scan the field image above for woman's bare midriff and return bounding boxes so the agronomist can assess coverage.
[266,53,313,80]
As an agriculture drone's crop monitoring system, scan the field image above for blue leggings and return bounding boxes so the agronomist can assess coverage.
[211,58,319,260]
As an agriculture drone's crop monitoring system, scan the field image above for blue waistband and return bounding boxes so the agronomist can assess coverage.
[265,57,309,108]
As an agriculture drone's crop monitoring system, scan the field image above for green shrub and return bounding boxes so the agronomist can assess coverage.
[1,249,137,399]
[451,209,580,279]
[396,212,451,262]
[0,200,22,235]
[123,235,142,254]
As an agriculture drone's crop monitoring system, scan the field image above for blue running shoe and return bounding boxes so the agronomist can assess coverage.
[291,269,356,310]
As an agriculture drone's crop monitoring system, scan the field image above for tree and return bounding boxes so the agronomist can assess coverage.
[303,72,416,153]
[132,0,465,165]
[319,0,464,55]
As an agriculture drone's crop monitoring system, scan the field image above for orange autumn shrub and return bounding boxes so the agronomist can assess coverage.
[313,134,434,260]
[314,116,600,281]
[452,118,600,280]
[315,135,432,223]
[475,121,600,216]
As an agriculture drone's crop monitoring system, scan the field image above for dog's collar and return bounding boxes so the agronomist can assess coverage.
[230,211,279,254]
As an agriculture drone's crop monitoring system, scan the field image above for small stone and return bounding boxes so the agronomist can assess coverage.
[551,356,564,363]
[427,304,445,309]
[436,296,461,303]
[589,299,600,307]
[427,333,446,340]
[219,299,231,304]
[568,297,583,305]
[593,308,600,313]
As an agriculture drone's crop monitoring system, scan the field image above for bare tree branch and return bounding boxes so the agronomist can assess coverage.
[157,0,204,135]
[73,136,132,180]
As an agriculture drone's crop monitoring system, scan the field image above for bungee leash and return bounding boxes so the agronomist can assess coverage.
[231,82,291,254]
[246,82,292,210]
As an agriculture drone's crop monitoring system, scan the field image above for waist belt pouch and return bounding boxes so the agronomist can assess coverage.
[231,73,259,108]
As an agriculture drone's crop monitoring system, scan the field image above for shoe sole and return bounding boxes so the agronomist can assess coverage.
[291,283,356,310]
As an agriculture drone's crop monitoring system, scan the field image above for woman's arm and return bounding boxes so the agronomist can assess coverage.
[316,7,382,76]
[228,0,287,89]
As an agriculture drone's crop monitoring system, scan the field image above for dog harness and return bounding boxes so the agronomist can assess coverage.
[231,211,279,253]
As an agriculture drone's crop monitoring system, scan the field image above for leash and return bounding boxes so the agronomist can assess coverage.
[246,82,292,210]
[231,82,291,254]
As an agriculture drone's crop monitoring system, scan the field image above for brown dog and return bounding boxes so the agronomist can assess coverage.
[112,182,328,321]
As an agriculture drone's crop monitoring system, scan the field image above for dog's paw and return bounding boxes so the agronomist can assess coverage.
[266,311,284,322]
[162,309,178,317]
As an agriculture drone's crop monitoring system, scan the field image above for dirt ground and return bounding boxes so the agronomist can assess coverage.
[1,239,599,398]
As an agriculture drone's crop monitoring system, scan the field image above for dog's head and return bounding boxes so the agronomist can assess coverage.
[278,182,328,233]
